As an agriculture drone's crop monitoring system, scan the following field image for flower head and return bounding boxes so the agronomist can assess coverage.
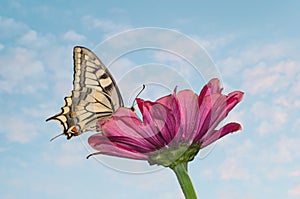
[88,78,243,167]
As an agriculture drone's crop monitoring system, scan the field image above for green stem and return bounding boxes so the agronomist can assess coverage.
[171,162,197,199]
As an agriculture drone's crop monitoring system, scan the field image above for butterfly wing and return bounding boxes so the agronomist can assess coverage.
[45,94,79,139]
[46,46,123,139]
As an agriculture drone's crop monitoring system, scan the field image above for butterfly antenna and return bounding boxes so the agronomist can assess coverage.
[50,133,65,142]
[131,84,146,111]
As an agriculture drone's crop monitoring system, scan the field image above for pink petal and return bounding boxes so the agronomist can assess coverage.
[99,108,145,138]
[88,133,149,160]
[175,90,200,142]
[198,78,223,103]
[201,122,242,148]
[195,90,244,142]
[207,91,244,133]
[99,104,174,149]
[99,108,159,150]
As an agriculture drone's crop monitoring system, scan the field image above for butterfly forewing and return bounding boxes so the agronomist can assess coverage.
[46,46,123,139]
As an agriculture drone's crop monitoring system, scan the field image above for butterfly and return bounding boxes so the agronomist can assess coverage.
[46,46,123,140]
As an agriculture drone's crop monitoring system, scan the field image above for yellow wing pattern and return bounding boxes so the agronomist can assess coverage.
[46,46,123,140]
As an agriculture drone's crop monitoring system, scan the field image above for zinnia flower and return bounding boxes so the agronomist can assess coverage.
[88,78,243,198]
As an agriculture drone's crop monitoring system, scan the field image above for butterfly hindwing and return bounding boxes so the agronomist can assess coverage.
[72,87,116,133]
[46,46,123,139]
[45,95,79,139]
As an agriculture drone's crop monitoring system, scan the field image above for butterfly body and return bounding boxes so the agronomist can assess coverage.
[46,46,123,139]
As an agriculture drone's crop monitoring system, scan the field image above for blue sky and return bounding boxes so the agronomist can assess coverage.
[1,0,300,198]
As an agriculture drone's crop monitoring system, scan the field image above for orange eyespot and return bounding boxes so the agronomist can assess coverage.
[71,126,79,135]
[70,112,76,118]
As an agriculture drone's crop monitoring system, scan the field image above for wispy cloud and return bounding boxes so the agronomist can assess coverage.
[45,141,86,167]
[17,30,54,49]
[242,60,298,95]
[192,34,236,52]
[62,30,86,42]
[289,170,300,177]
[288,183,300,196]
[251,101,288,136]
[0,16,28,38]
[81,15,131,36]
[274,136,300,163]
[0,116,38,143]
[219,157,250,180]
[0,47,46,93]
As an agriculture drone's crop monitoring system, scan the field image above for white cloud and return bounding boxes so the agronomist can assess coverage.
[192,34,235,52]
[265,166,289,179]
[218,56,243,75]
[153,50,185,63]
[0,116,38,143]
[18,30,38,43]
[152,50,197,84]
[40,45,73,96]
[274,136,300,163]
[0,193,17,199]
[289,170,300,177]
[81,15,131,35]
[62,30,86,42]
[0,147,9,152]
[157,192,184,199]
[242,60,298,95]
[219,157,249,180]
[0,43,4,50]
[258,136,300,169]
[0,47,46,93]
[21,103,52,118]
[17,29,55,49]
[224,109,245,128]
[251,101,287,136]
[0,16,28,38]
[216,41,299,95]
[238,42,289,65]
[288,183,300,196]
[46,142,85,167]
[274,94,300,109]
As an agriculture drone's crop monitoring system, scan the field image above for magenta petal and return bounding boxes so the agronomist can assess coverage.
[201,122,242,148]
[137,98,178,144]
[194,95,216,141]
[88,133,148,160]
[156,90,181,139]
[225,91,244,114]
